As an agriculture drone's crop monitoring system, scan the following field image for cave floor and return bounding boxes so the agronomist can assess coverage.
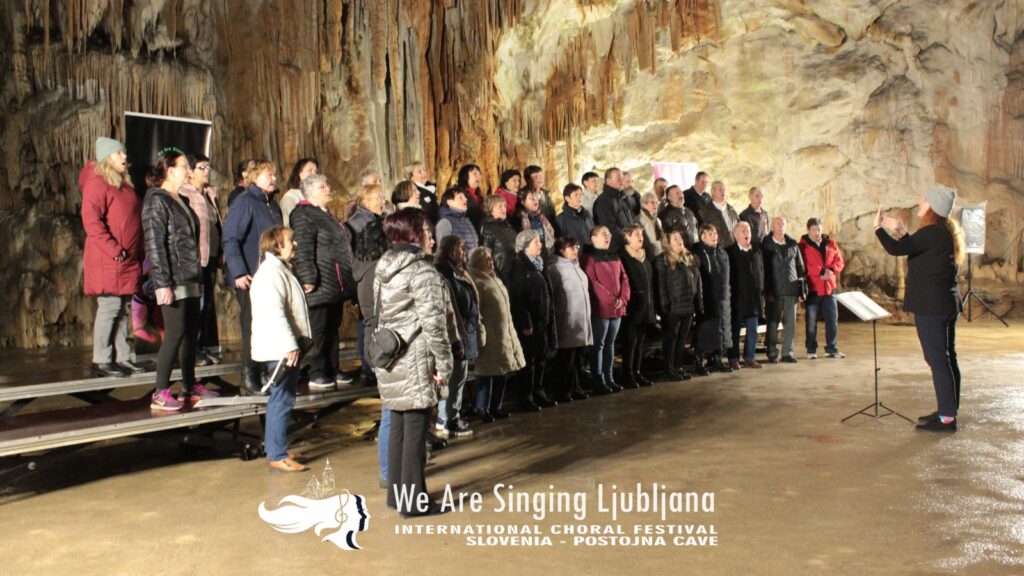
[0,320,1022,575]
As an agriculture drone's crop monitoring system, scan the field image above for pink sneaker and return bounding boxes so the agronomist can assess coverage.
[187,383,220,405]
[150,389,183,411]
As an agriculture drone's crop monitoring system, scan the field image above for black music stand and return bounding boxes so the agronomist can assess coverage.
[836,291,913,424]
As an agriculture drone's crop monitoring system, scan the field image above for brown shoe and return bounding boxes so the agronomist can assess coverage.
[269,458,309,473]
[729,359,741,371]
[286,449,306,462]
[743,360,762,369]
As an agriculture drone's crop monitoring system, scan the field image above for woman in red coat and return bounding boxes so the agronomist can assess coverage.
[80,137,145,377]
[581,225,630,395]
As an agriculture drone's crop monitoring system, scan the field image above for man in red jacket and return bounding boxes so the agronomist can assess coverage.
[80,137,145,377]
[799,217,846,359]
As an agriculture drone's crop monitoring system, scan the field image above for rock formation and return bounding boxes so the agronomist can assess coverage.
[0,0,1021,347]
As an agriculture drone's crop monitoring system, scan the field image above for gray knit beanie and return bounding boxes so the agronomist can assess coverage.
[95,137,125,163]
[925,185,956,218]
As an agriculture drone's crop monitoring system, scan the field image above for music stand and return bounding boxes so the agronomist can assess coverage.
[835,291,913,424]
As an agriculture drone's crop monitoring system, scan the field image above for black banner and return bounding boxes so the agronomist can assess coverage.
[124,112,212,195]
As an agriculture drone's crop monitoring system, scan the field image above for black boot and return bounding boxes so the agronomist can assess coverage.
[590,380,614,396]
[91,363,130,378]
[242,364,263,394]
[692,355,710,377]
[710,354,731,373]
[634,372,654,387]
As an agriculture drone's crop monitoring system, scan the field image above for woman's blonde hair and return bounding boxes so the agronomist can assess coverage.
[359,184,385,207]
[661,230,692,268]
[259,226,293,258]
[244,160,277,186]
[95,156,133,189]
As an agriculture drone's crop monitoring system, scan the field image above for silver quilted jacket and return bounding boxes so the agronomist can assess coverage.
[372,244,453,411]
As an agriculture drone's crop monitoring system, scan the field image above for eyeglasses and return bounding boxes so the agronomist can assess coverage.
[195,165,211,172]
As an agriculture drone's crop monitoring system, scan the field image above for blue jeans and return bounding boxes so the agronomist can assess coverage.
[914,315,961,417]
[437,358,468,428]
[378,407,391,483]
[590,317,622,384]
[805,293,839,354]
[475,374,508,413]
[729,315,759,362]
[264,361,298,462]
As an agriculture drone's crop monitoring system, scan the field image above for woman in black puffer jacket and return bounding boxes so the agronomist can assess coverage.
[290,174,355,389]
[143,150,213,411]
[654,229,702,381]
[479,195,519,286]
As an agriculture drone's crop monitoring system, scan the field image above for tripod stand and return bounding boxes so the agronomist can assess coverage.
[841,319,913,423]
[961,254,1009,327]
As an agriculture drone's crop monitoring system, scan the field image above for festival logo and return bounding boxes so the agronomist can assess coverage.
[257,460,370,550]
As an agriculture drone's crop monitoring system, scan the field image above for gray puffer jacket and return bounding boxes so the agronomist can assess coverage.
[372,244,453,411]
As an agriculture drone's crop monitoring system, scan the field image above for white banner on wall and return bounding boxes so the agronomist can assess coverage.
[961,201,986,255]
[652,162,700,189]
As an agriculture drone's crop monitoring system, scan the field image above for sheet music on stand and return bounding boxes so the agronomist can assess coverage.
[836,291,891,322]
[835,291,911,424]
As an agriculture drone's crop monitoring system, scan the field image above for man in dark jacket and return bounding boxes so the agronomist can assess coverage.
[684,171,712,221]
[738,186,770,243]
[556,184,595,245]
[592,167,636,252]
[698,181,740,249]
[658,185,700,247]
[290,175,356,389]
[761,217,806,364]
[222,161,283,391]
[727,222,765,370]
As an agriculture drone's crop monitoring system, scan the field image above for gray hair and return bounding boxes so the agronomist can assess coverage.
[641,192,658,204]
[468,246,492,270]
[515,229,541,253]
[300,174,328,197]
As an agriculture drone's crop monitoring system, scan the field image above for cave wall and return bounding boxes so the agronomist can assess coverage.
[0,0,1021,347]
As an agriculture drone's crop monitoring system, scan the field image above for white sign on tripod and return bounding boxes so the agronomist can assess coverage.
[961,202,986,255]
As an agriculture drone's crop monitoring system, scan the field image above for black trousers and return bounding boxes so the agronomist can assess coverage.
[308,303,342,381]
[387,408,431,513]
[236,288,253,367]
[551,347,583,399]
[662,314,693,371]
[517,335,548,402]
[622,323,648,377]
[914,315,961,417]
[156,297,201,392]
[198,262,220,349]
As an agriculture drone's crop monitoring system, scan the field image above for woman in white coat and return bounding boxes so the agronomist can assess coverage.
[546,236,593,402]
[251,226,312,473]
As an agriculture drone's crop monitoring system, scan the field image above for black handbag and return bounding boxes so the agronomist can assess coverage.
[366,283,421,370]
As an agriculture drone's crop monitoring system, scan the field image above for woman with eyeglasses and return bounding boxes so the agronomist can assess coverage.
[143,150,216,410]
[179,153,223,366]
